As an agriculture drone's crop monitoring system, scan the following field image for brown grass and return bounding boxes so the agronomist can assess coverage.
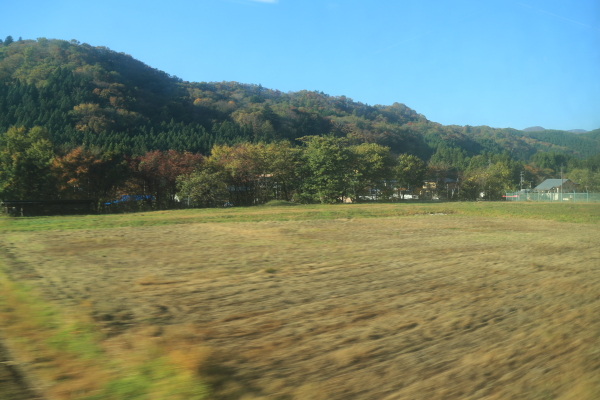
[1,213,600,399]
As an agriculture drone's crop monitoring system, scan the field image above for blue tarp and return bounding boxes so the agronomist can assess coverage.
[104,195,154,205]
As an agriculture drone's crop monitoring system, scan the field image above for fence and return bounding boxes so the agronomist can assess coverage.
[1,199,95,216]
[504,192,600,203]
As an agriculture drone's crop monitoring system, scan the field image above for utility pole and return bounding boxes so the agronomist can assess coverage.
[520,171,524,191]
[560,166,563,202]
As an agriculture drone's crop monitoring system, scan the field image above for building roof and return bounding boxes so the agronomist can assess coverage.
[533,179,576,191]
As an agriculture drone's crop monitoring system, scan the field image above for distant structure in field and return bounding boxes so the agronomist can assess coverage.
[533,179,579,193]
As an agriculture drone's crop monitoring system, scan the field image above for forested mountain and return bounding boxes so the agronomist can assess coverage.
[580,129,600,141]
[519,129,600,159]
[1,37,599,160]
[1,37,600,207]
[523,126,545,132]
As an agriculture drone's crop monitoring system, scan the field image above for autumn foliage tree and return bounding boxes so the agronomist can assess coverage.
[52,146,128,207]
[128,150,203,209]
[459,158,513,201]
[206,142,300,205]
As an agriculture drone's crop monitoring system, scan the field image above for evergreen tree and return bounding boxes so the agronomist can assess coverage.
[0,126,55,200]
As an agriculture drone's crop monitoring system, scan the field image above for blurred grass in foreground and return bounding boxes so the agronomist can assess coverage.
[0,201,598,399]
[0,258,209,399]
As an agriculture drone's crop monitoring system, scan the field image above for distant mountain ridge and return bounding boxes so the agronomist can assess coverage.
[524,127,589,134]
[0,37,599,160]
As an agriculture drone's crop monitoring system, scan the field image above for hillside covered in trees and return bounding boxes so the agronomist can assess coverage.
[2,36,600,159]
[1,36,599,207]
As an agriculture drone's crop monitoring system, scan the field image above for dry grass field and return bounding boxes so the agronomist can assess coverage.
[0,203,599,399]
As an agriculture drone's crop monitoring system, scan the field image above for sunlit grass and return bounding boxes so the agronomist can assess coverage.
[1,202,600,399]
[1,202,599,233]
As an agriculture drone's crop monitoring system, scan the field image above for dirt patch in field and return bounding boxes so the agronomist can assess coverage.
[2,215,600,399]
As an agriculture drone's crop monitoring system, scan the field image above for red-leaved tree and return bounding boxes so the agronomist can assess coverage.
[127,150,203,208]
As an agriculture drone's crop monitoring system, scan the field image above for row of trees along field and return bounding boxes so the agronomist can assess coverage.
[2,125,600,209]
[0,126,425,207]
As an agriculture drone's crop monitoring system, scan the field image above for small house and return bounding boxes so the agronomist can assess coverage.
[533,179,579,201]
[533,179,579,193]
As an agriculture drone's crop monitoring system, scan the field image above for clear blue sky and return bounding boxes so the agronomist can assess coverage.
[3,0,600,131]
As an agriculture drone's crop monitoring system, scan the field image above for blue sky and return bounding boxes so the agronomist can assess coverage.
[2,0,600,131]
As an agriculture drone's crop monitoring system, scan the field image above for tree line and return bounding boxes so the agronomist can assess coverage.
[2,126,599,210]
[0,126,425,207]
[0,126,427,208]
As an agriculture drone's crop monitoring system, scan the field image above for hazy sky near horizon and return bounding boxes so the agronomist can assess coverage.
[2,0,599,131]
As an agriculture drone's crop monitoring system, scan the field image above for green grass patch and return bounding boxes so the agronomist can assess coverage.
[0,273,102,359]
[0,202,598,234]
[262,200,298,207]
[84,357,209,400]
